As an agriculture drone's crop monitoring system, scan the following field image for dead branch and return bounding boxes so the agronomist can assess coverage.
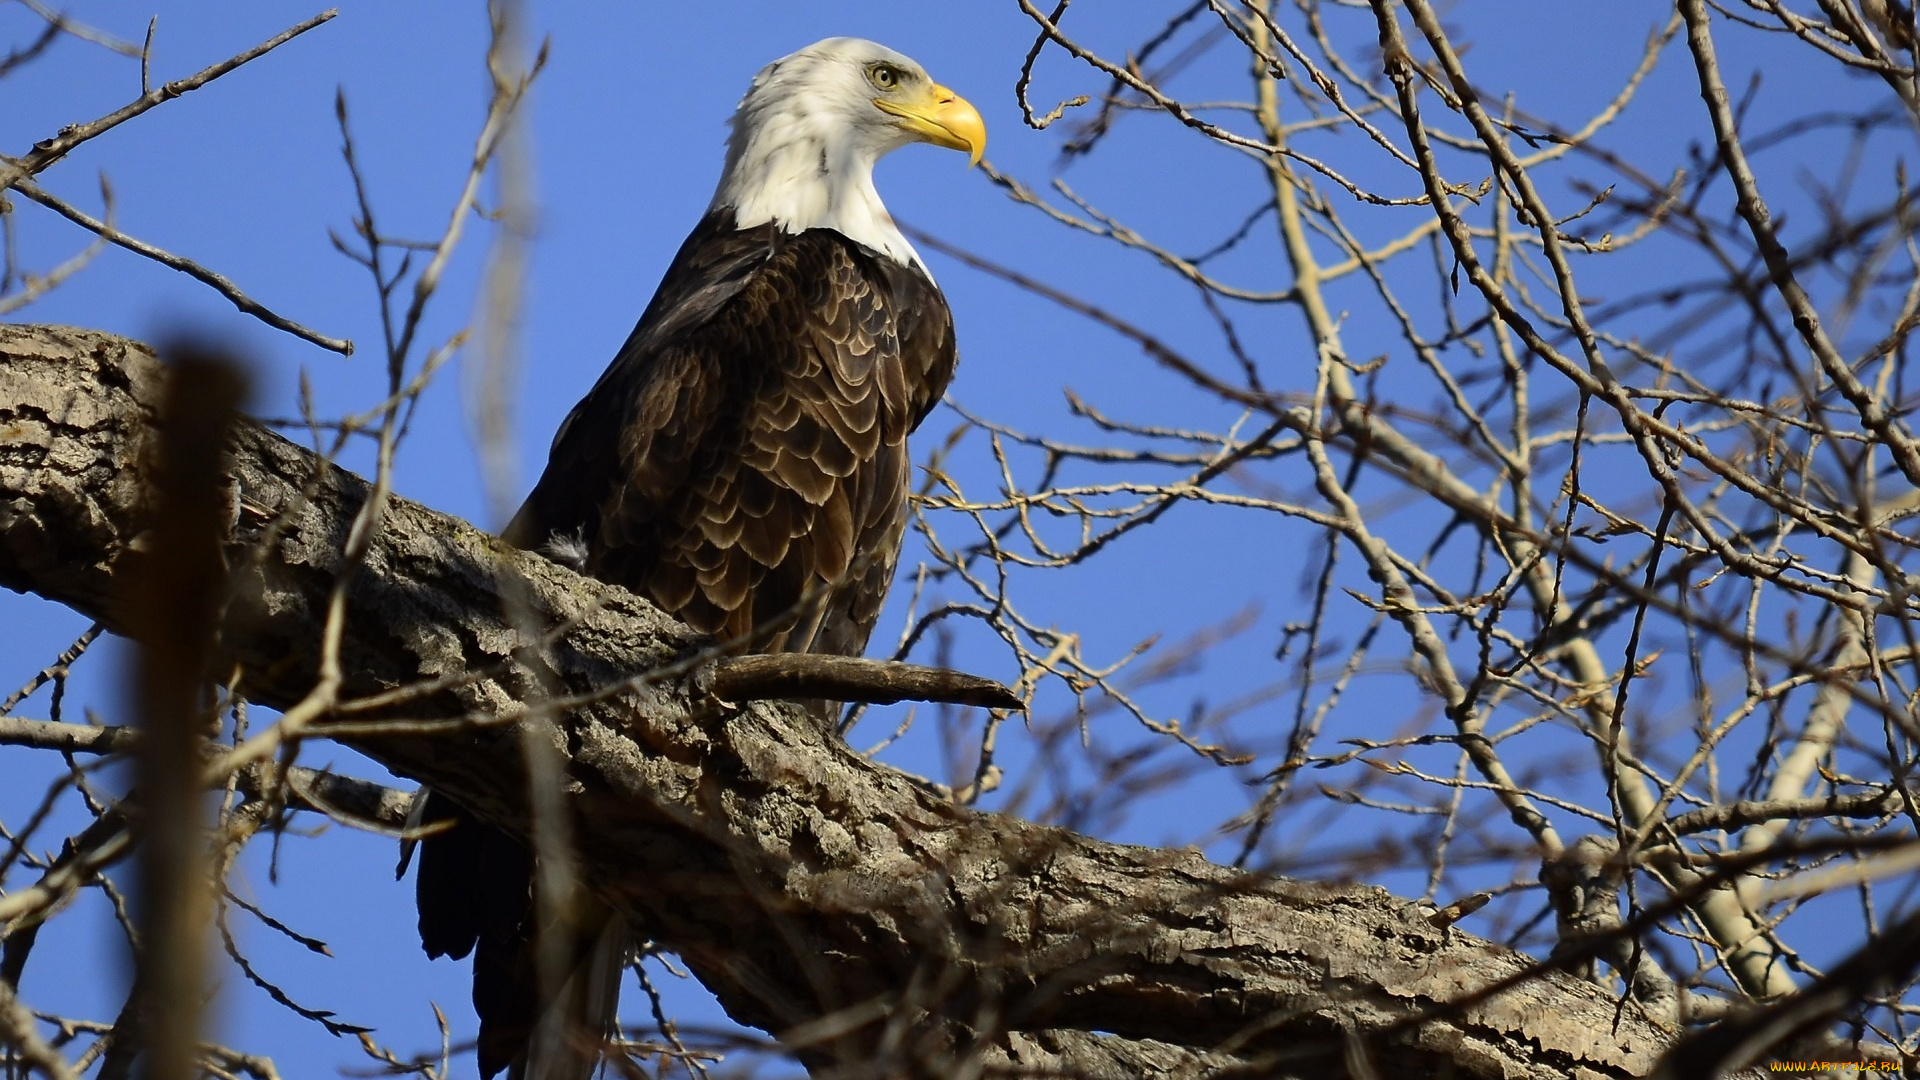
[0,719,413,832]
[700,655,1023,711]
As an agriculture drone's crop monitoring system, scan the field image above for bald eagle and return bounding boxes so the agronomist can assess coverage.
[411,38,984,1080]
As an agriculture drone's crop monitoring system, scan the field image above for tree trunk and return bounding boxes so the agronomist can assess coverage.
[0,323,1671,1078]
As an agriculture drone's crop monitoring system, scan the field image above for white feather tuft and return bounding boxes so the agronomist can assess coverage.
[542,528,590,571]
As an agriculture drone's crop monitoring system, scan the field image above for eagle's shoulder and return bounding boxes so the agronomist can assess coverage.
[774,226,957,433]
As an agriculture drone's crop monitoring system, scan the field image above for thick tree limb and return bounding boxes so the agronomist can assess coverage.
[0,324,1671,1078]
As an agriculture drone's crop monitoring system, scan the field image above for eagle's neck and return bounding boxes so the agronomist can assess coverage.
[710,109,927,275]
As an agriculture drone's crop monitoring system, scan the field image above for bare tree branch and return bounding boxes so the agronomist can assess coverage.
[0,10,337,185]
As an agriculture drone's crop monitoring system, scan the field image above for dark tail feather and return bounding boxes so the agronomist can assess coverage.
[415,793,531,965]
[412,792,626,1080]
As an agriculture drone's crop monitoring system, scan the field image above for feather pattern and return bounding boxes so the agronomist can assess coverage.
[415,34,972,1080]
[506,209,955,655]
[419,209,956,1080]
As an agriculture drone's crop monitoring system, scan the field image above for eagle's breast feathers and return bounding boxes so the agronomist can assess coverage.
[504,212,956,657]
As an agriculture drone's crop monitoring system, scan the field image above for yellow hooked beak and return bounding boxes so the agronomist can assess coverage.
[875,83,986,167]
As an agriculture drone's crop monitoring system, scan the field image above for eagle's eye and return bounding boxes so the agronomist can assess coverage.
[867,63,902,91]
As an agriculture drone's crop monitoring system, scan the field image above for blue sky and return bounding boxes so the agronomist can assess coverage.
[3,1,1908,1075]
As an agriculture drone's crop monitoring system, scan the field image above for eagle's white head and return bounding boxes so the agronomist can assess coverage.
[710,38,986,272]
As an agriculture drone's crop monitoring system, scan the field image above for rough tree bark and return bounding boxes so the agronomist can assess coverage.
[0,323,1672,1078]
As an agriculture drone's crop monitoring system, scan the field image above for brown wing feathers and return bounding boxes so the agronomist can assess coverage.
[426,213,956,1079]
[546,217,952,654]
